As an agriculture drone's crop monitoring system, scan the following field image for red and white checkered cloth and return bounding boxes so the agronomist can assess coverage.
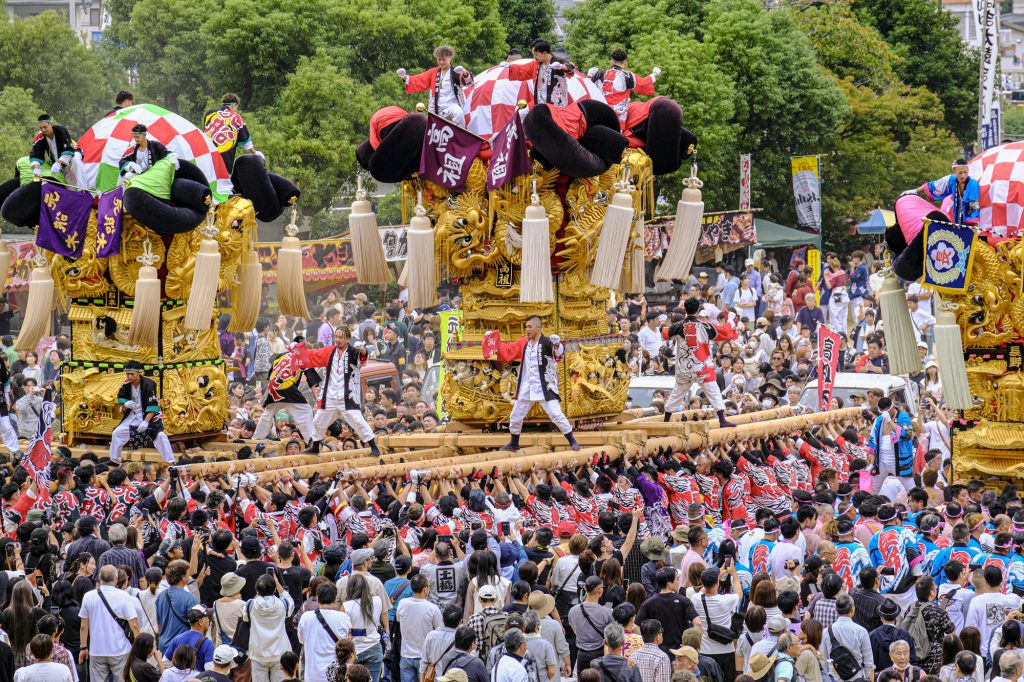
[464,60,607,140]
[77,103,233,201]
[969,141,1024,237]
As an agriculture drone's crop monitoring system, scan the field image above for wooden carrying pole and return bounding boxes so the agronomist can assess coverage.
[250,408,862,484]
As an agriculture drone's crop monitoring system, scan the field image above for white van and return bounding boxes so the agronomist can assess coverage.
[799,373,919,415]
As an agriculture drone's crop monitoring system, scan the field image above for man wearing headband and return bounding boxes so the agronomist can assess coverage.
[930,523,981,586]
[660,298,734,428]
[976,531,1015,592]
[911,159,980,226]
[833,518,871,592]
[203,93,261,170]
[109,360,175,464]
[867,504,920,610]
[118,124,176,181]
[868,397,915,496]
[29,114,77,180]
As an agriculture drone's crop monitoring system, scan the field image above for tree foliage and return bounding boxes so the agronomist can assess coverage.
[499,0,556,54]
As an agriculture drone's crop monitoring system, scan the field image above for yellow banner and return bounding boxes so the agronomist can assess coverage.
[807,247,821,305]
[791,155,820,176]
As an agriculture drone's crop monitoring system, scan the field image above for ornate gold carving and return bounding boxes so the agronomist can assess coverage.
[161,364,228,435]
[50,214,108,298]
[108,216,166,297]
[165,196,255,299]
[161,305,220,364]
[69,304,158,364]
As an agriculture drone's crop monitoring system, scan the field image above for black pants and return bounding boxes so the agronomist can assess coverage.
[708,651,736,681]
[576,648,604,676]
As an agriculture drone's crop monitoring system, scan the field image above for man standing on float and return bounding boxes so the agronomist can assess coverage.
[487,315,580,451]
[297,326,380,456]
[662,298,735,427]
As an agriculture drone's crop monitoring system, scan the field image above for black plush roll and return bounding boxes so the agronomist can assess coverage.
[268,173,301,207]
[643,98,684,175]
[355,141,374,172]
[0,179,19,215]
[891,209,946,282]
[173,159,209,187]
[0,182,41,228]
[579,125,629,167]
[367,114,428,184]
[577,99,621,131]
[170,178,212,212]
[231,154,279,222]
[124,187,206,235]
[524,105,609,179]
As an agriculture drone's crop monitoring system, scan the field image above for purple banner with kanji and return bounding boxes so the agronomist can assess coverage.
[36,183,92,258]
[420,112,484,192]
[487,111,530,191]
[96,187,125,258]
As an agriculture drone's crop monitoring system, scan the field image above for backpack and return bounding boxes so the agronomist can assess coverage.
[479,611,509,658]
[827,623,862,681]
[899,602,931,660]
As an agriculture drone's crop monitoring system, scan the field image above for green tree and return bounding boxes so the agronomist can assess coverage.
[854,0,979,142]
[0,13,115,132]
[702,0,848,221]
[498,0,555,53]
[1005,106,1024,139]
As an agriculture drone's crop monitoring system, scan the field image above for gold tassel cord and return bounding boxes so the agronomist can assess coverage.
[619,214,646,294]
[656,163,703,282]
[591,163,636,289]
[349,175,391,285]
[406,191,438,309]
[183,209,222,331]
[520,180,555,303]
[127,238,162,348]
[277,205,310,319]
[228,249,263,333]
[15,248,53,352]
[934,303,972,411]
[878,272,922,375]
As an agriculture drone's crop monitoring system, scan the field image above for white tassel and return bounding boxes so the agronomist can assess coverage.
[520,183,554,303]
[405,193,437,309]
[184,209,221,330]
[656,163,704,282]
[127,238,161,347]
[228,249,263,333]
[15,251,53,352]
[934,306,972,410]
[277,205,310,319]
[878,274,922,375]
[591,166,635,289]
[619,215,646,294]
[349,175,391,285]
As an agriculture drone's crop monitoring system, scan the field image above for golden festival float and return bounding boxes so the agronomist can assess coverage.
[0,72,873,474]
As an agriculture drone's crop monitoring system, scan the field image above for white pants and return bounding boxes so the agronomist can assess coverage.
[312,406,374,442]
[0,415,19,454]
[828,287,849,332]
[509,398,571,435]
[873,459,915,496]
[436,103,466,124]
[110,414,174,463]
[253,401,315,441]
[665,375,725,413]
[250,659,284,682]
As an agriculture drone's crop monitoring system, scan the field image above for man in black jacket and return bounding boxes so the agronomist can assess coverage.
[30,114,78,180]
[109,360,175,464]
[118,124,176,180]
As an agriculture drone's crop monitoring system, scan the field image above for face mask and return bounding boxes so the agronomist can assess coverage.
[761,399,774,409]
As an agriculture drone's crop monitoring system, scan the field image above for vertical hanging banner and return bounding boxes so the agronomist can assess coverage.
[438,309,463,420]
[817,325,841,411]
[976,0,1000,150]
[96,187,125,258]
[36,183,93,258]
[420,112,485,192]
[487,112,530,191]
[791,155,821,233]
[807,247,821,304]
[739,154,751,211]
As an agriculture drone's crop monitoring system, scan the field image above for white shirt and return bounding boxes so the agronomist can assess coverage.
[925,420,951,461]
[342,597,384,654]
[325,349,348,408]
[908,282,933,316]
[637,325,664,357]
[689,592,741,654]
[965,592,1022,652]
[768,541,803,579]
[396,597,443,659]
[911,309,936,342]
[736,288,757,321]
[879,475,906,501]
[79,585,138,657]
[435,69,459,112]
[522,340,544,401]
[298,608,353,682]
[15,662,73,682]
[494,653,529,682]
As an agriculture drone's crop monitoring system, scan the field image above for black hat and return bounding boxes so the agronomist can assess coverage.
[804,555,824,573]
[879,599,900,619]
[131,124,148,134]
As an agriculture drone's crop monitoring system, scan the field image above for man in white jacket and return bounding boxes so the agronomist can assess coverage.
[242,574,294,682]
